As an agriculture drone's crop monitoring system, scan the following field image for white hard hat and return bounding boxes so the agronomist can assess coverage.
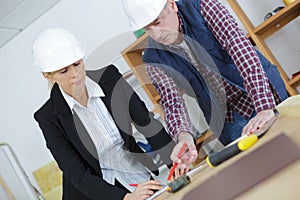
[122,0,167,30]
[32,28,85,72]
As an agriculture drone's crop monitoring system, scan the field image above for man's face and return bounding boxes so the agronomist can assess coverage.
[143,0,180,45]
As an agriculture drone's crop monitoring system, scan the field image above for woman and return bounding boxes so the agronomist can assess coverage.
[32,28,175,200]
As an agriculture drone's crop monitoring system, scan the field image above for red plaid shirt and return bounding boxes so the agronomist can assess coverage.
[146,0,281,139]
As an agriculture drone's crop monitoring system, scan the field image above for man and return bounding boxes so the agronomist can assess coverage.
[33,28,175,200]
[122,0,288,169]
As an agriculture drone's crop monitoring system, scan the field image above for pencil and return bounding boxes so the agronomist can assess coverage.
[167,143,187,180]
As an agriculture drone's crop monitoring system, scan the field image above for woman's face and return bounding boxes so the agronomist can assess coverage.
[44,59,86,97]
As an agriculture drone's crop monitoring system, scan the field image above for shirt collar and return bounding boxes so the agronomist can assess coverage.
[60,76,105,111]
[169,14,185,50]
[178,14,184,34]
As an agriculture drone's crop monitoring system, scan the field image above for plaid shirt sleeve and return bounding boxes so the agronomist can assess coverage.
[200,0,276,112]
[145,64,194,141]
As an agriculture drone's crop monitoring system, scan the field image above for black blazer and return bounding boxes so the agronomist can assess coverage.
[34,65,175,200]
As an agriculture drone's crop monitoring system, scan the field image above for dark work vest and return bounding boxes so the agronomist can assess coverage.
[143,0,287,130]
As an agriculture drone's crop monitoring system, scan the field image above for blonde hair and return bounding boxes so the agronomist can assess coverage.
[42,72,55,90]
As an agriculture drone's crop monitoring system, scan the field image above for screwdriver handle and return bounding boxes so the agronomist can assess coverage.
[167,174,191,193]
[206,134,258,167]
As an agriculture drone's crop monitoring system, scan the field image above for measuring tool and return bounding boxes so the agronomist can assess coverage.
[206,115,278,167]
[147,135,257,199]
[146,116,278,199]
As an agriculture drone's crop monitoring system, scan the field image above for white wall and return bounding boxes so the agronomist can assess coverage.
[0,0,136,195]
[0,0,299,196]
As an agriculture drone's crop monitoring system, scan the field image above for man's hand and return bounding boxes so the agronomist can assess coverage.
[123,180,163,200]
[242,109,275,136]
[170,132,198,176]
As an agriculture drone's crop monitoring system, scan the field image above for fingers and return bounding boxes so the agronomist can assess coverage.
[137,180,163,190]
[172,132,198,163]
[172,164,191,179]
[170,132,198,180]
[179,143,198,164]
[178,132,198,156]
[172,148,197,167]
[179,152,197,165]
[187,143,198,160]
[242,118,261,135]
[242,109,274,135]
[132,180,163,199]
[171,142,198,176]
[174,166,181,178]
[170,141,185,162]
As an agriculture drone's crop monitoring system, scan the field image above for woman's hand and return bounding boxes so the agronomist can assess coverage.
[123,180,163,200]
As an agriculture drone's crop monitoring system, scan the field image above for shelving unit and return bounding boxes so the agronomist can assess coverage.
[227,0,300,95]
[121,33,164,118]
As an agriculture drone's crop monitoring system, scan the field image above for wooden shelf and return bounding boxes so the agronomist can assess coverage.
[227,0,300,96]
[121,33,164,118]
[254,1,300,38]
[289,73,300,87]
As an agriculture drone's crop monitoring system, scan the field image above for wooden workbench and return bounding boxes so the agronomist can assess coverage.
[156,113,300,199]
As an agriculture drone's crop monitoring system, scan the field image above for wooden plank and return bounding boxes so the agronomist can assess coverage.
[253,0,300,38]
[121,33,163,117]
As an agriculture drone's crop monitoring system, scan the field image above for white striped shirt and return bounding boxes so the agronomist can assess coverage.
[60,77,150,192]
